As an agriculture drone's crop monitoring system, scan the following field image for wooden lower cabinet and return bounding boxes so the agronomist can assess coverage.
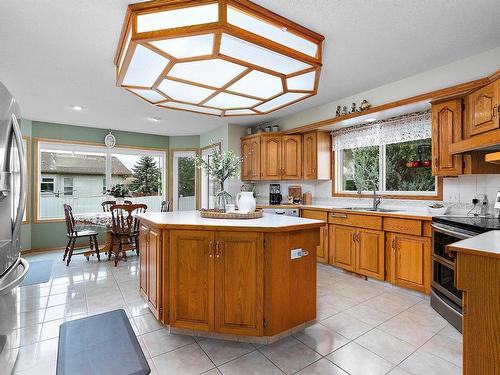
[169,230,215,331]
[330,225,356,271]
[356,228,385,280]
[169,230,263,335]
[301,210,328,263]
[139,225,162,320]
[386,232,431,294]
[215,232,263,336]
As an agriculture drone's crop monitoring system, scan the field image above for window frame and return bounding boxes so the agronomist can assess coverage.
[34,138,168,222]
[333,140,443,200]
[170,148,200,211]
[200,142,222,210]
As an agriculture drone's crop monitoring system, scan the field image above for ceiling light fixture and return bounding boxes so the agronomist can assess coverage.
[114,0,324,117]
[71,105,83,111]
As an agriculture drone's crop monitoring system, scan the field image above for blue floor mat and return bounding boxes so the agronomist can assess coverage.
[20,260,53,286]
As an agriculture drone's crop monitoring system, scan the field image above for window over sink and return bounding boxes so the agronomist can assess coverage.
[334,110,440,198]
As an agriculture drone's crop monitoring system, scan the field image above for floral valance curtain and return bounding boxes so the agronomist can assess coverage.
[331,110,432,151]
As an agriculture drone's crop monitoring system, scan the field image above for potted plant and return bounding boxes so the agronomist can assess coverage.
[194,144,241,212]
[108,184,130,205]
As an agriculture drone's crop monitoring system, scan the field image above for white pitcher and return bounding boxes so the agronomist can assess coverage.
[236,192,256,213]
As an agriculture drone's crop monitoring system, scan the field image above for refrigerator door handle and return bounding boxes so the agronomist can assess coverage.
[10,113,26,240]
[0,257,29,296]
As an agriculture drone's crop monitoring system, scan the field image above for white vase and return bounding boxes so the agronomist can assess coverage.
[236,192,256,213]
[116,197,125,205]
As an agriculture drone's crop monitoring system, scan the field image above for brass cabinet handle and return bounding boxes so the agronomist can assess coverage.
[331,213,348,219]
[215,241,221,258]
[391,238,396,251]
[434,156,439,168]
[493,104,498,119]
[208,241,213,258]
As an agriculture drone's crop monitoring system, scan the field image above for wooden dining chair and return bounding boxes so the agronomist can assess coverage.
[160,200,170,212]
[63,204,100,266]
[101,200,132,212]
[109,204,147,266]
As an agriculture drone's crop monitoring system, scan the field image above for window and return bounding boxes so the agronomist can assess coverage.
[200,143,221,210]
[171,149,197,211]
[110,147,165,210]
[36,140,166,220]
[41,177,55,194]
[63,177,74,196]
[336,138,436,196]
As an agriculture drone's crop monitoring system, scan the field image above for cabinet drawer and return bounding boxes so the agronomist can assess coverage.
[383,217,422,236]
[328,212,382,230]
[301,209,328,221]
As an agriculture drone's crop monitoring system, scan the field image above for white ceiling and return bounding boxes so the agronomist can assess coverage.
[1,0,499,136]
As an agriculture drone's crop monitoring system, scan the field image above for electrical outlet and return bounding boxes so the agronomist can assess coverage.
[290,248,302,259]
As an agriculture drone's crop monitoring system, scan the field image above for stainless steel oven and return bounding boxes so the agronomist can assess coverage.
[430,222,477,332]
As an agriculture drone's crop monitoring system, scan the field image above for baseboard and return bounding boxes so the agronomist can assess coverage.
[21,243,106,255]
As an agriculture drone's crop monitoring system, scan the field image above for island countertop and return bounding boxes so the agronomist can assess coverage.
[447,230,500,259]
[136,210,325,232]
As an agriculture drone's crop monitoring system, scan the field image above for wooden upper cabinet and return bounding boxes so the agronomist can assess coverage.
[303,131,331,180]
[466,80,499,136]
[169,230,215,331]
[387,232,430,294]
[250,137,261,180]
[329,224,356,271]
[260,134,282,180]
[240,138,252,181]
[281,135,302,179]
[356,228,385,280]
[431,99,463,176]
[214,232,263,336]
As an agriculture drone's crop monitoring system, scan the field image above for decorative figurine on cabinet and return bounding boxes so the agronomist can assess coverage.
[359,99,371,111]
[335,106,341,117]
[350,102,357,113]
[342,106,348,115]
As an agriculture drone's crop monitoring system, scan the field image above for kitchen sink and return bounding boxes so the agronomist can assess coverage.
[339,207,398,213]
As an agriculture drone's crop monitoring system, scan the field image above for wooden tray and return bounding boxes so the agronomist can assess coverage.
[200,209,263,219]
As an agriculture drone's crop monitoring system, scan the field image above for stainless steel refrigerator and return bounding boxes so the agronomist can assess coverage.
[0,82,29,374]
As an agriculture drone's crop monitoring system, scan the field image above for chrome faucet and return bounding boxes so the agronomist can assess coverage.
[369,180,381,211]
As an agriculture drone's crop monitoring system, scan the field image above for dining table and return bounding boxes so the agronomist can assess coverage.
[74,212,115,255]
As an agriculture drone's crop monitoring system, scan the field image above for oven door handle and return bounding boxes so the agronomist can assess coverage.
[431,224,475,240]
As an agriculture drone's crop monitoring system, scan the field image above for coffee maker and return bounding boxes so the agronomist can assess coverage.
[269,184,282,205]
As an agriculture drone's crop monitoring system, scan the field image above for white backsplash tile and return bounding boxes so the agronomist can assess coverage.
[252,174,500,215]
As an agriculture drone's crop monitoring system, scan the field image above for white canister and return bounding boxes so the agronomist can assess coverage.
[236,192,256,213]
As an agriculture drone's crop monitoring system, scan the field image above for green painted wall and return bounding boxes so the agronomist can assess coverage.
[24,120,175,251]
[169,135,200,149]
[200,125,228,151]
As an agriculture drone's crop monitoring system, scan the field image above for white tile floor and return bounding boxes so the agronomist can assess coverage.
[7,251,462,375]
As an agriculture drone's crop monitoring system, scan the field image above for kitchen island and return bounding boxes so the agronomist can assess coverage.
[136,211,324,343]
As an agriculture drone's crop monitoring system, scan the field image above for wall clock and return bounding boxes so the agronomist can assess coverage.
[104,132,116,149]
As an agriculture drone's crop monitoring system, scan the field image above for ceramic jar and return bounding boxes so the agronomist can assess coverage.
[236,192,256,213]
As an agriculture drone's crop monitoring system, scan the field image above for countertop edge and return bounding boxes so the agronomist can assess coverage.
[257,204,434,221]
[447,231,500,259]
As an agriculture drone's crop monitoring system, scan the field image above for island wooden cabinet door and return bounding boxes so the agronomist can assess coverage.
[214,232,263,336]
[281,135,302,179]
[260,134,282,180]
[170,230,215,331]
[466,80,499,136]
[356,228,385,280]
[329,224,356,271]
[387,232,431,294]
[139,225,149,297]
[250,137,261,180]
[431,99,463,176]
[147,228,161,319]
[303,132,317,180]
[240,138,252,180]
